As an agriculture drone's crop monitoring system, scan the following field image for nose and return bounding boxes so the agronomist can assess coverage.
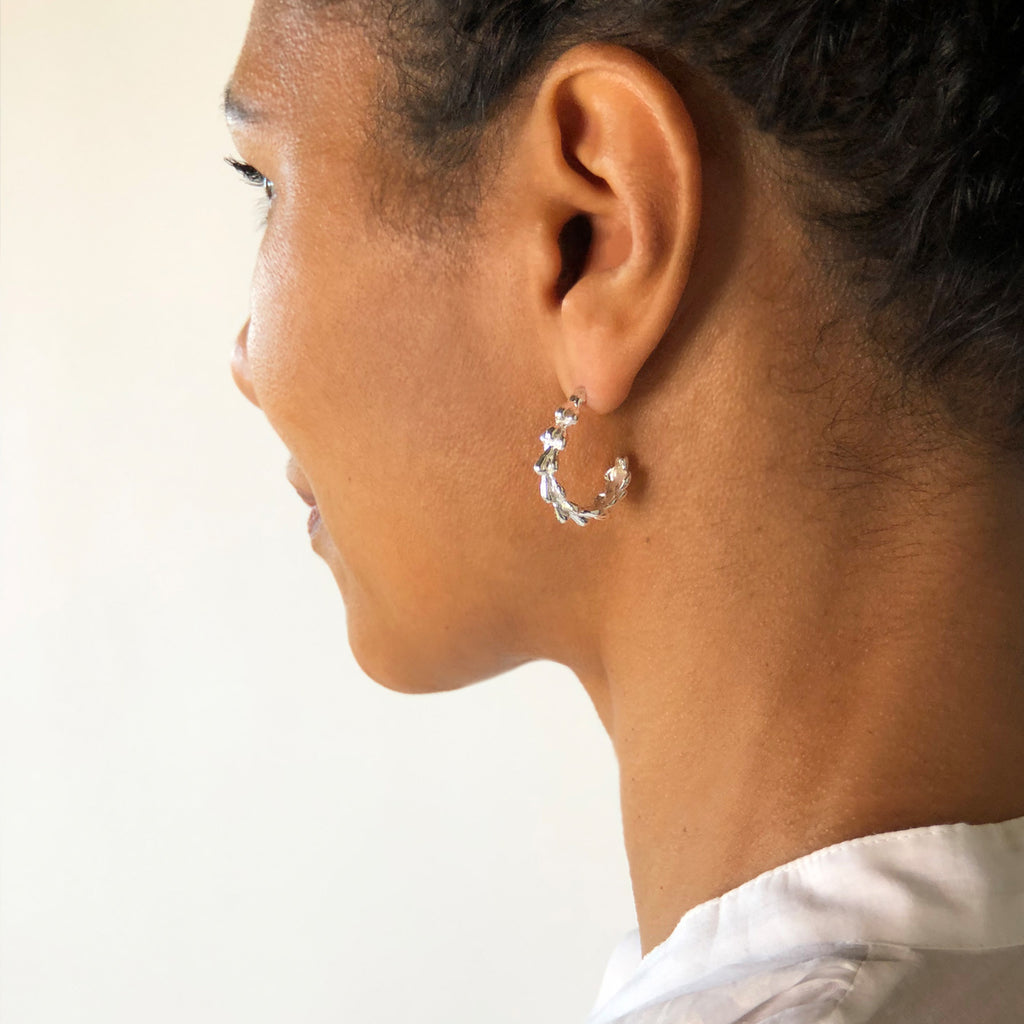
[231,318,261,408]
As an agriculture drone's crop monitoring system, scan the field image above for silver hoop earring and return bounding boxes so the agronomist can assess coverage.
[533,387,631,526]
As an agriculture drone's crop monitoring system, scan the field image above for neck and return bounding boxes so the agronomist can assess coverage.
[574,418,1024,956]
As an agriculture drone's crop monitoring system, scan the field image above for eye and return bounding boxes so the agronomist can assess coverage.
[225,156,275,222]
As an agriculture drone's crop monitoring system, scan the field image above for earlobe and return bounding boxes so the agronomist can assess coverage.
[522,43,701,415]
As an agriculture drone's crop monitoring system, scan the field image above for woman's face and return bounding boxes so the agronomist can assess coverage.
[226,1,585,692]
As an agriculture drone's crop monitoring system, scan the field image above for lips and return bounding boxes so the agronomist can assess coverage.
[285,456,317,507]
[285,456,325,541]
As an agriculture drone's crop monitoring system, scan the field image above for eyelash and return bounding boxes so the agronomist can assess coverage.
[225,156,275,224]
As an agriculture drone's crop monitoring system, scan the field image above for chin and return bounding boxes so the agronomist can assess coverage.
[343,603,530,697]
[346,626,474,695]
[323,547,531,695]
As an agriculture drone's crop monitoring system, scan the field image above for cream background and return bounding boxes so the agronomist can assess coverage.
[0,2,635,1021]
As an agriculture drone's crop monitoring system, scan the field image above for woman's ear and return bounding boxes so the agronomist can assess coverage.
[514,42,701,415]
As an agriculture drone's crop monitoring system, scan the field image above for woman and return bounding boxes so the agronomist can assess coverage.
[223,1,1024,1020]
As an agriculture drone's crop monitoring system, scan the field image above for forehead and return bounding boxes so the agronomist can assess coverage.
[227,0,376,143]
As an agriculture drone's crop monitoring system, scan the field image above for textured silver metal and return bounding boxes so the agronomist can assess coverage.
[533,387,631,525]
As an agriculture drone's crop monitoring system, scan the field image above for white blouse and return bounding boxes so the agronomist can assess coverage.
[586,814,1024,1024]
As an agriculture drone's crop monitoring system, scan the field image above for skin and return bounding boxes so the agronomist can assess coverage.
[227,1,1024,956]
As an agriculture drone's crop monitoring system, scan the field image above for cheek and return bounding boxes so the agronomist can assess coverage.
[246,225,391,450]
[245,214,540,691]
[245,232,318,424]
[248,220,508,549]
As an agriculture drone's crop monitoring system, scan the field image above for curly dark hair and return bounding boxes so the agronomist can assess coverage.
[324,0,1024,461]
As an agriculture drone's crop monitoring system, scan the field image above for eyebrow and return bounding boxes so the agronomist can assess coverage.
[222,83,266,126]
